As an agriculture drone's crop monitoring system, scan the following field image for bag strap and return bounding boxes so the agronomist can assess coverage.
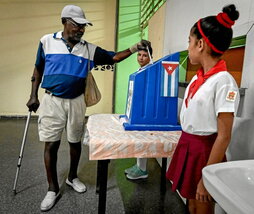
[85,42,91,71]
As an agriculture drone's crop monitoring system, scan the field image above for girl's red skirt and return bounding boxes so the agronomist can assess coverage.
[166,131,222,199]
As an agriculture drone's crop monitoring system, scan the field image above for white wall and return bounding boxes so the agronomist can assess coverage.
[228,26,254,160]
[163,0,254,55]
[162,0,254,162]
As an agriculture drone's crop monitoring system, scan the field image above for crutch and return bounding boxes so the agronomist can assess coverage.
[13,111,32,194]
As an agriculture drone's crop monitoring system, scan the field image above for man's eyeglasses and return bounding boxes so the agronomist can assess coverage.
[67,19,87,29]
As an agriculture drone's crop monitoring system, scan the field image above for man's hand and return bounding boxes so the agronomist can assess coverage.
[129,40,151,53]
[26,96,40,113]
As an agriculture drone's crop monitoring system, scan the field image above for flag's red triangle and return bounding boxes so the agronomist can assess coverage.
[162,61,179,75]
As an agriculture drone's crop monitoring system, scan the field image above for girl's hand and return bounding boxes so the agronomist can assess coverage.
[196,178,213,202]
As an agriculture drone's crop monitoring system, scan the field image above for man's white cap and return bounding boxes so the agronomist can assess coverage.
[61,5,93,26]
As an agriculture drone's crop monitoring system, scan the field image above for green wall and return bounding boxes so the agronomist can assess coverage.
[179,50,188,83]
[114,0,141,114]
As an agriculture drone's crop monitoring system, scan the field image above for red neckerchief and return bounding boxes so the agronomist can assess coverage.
[185,60,227,107]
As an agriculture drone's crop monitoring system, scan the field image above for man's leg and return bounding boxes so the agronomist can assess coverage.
[64,94,86,192]
[40,140,61,211]
[68,141,81,181]
[65,142,86,193]
[44,140,61,193]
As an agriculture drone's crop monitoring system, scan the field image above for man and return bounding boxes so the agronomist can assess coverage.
[124,43,153,180]
[26,5,150,212]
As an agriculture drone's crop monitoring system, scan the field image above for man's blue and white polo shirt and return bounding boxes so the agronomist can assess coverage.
[35,31,115,99]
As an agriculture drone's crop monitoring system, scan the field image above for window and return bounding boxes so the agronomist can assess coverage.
[140,0,167,29]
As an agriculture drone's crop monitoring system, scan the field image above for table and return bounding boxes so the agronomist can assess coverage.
[85,114,181,214]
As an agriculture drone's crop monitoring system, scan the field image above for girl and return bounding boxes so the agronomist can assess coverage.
[166,4,240,214]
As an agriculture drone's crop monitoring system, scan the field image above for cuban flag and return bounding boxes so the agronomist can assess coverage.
[161,61,179,97]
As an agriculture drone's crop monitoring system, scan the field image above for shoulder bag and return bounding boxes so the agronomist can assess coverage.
[84,42,101,107]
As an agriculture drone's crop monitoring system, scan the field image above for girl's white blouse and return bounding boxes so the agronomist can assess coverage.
[180,71,239,135]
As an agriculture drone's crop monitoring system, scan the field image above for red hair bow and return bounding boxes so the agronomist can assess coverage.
[216,12,235,28]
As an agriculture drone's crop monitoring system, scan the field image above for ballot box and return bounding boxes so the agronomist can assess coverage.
[120,52,182,131]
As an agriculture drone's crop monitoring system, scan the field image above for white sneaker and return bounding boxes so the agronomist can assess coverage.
[40,191,60,211]
[66,178,87,193]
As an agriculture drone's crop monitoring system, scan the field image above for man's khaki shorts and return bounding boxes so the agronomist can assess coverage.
[38,93,86,143]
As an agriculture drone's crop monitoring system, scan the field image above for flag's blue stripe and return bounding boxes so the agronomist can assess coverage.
[161,68,165,96]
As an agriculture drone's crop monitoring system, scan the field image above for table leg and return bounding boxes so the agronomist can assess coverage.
[96,161,102,193]
[97,159,110,214]
[160,157,167,193]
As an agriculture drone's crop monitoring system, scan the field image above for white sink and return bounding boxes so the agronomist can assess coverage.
[202,160,254,214]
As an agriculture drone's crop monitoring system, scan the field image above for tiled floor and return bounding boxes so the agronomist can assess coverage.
[0,117,186,214]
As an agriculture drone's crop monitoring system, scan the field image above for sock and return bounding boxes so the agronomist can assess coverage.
[137,158,147,171]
